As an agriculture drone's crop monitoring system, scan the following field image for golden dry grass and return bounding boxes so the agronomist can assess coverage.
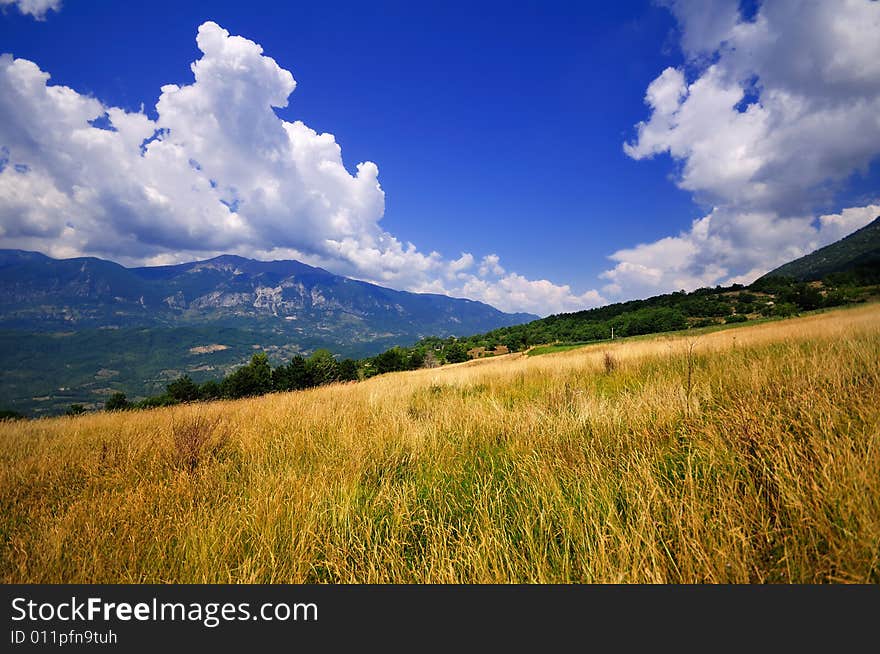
[1,304,879,583]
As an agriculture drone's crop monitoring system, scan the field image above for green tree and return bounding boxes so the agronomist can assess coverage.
[408,349,426,369]
[276,355,314,390]
[444,342,468,363]
[307,349,339,385]
[337,358,359,382]
[772,302,799,318]
[222,352,273,398]
[250,352,273,390]
[783,283,823,311]
[167,375,200,403]
[65,404,86,416]
[105,392,130,411]
[199,379,222,400]
[374,347,407,374]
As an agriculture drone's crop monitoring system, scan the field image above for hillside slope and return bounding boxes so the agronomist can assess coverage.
[398,219,880,358]
[761,216,880,281]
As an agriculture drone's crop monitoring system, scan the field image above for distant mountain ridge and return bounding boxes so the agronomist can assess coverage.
[0,250,536,338]
[0,250,536,415]
[760,216,880,281]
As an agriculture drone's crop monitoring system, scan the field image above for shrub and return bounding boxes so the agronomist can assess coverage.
[772,302,799,318]
[105,392,131,411]
[135,395,177,409]
[603,351,617,374]
[170,414,228,473]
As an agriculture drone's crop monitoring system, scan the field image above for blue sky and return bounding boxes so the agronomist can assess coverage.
[1,1,878,314]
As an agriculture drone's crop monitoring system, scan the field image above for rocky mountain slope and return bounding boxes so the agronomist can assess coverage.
[0,250,535,338]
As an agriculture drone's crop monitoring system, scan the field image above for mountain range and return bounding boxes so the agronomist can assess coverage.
[0,250,534,415]
[0,250,535,335]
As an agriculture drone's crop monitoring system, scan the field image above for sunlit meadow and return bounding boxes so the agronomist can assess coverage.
[2,304,878,583]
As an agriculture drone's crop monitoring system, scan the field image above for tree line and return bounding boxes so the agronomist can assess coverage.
[391,275,862,359]
[99,350,359,411]
[98,338,475,412]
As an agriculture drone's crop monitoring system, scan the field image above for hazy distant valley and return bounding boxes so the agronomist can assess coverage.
[0,250,535,414]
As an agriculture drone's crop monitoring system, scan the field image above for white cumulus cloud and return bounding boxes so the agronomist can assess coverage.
[0,0,60,20]
[609,0,880,298]
[0,21,603,316]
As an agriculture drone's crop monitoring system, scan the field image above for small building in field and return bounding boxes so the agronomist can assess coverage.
[467,346,487,359]
[467,345,510,359]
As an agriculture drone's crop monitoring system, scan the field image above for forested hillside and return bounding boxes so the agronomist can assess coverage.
[761,216,880,282]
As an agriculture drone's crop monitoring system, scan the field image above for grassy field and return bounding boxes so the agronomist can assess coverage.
[526,342,596,356]
[523,306,856,358]
[1,303,878,583]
